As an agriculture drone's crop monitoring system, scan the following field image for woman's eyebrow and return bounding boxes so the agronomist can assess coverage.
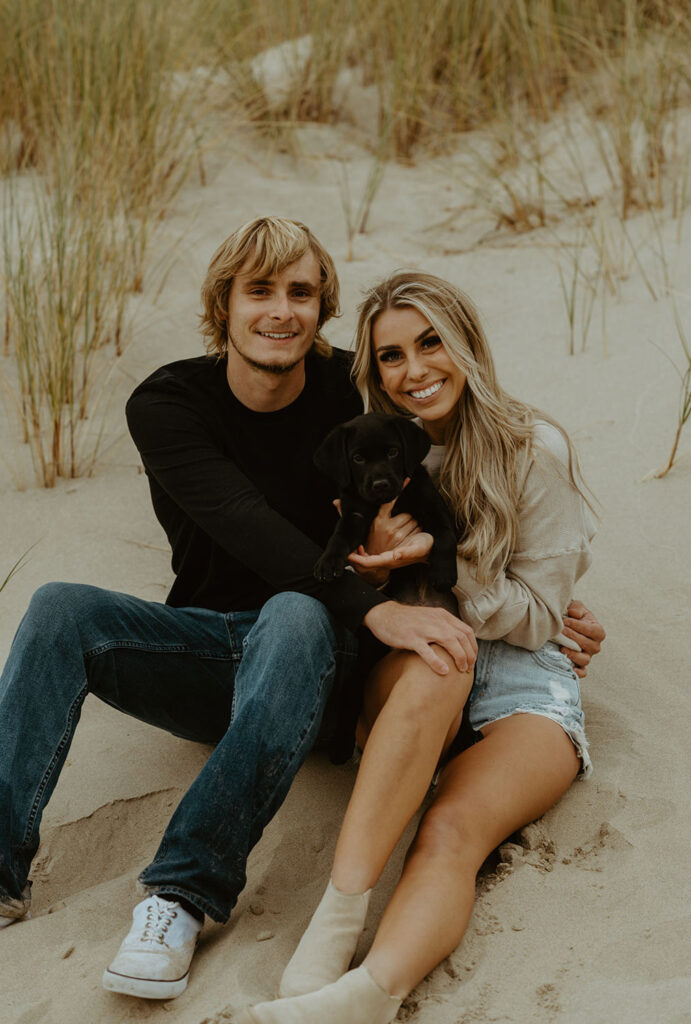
[415,326,436,342]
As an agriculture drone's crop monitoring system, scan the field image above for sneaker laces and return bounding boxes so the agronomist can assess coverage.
[140,900,178,946]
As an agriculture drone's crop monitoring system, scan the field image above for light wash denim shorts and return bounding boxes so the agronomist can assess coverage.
[466,638,592,777]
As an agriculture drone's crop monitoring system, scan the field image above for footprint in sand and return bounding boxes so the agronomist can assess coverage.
[29,787,181,914]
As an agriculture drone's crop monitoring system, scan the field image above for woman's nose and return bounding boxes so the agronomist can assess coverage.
[406,356,428,381]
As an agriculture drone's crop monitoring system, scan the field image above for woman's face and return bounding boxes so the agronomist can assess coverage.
[371,306,466,443]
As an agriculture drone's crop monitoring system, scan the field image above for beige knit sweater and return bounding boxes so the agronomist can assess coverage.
[423,421,596,651]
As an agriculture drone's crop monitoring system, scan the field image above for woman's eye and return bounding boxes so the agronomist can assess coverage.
[387,447,399,459]
[378,351,401,363]
[352,453,365,464]
[420,335,441,349]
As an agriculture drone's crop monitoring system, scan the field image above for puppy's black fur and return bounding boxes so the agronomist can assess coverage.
[314,413,459,608]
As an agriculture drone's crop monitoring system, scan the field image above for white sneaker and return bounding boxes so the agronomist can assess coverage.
[102,895,202,999]
[0,887,31,928]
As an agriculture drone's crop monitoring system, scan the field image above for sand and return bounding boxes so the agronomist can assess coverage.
[1,110,690,1024]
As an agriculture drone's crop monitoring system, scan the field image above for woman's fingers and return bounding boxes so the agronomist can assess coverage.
[348,533,434,569]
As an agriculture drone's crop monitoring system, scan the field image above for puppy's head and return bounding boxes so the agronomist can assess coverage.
[314,413,431,503]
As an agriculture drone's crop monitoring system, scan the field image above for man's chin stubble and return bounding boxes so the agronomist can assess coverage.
[228,334,301,376]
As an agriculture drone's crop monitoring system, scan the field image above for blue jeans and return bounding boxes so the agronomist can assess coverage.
[0,583,358,922]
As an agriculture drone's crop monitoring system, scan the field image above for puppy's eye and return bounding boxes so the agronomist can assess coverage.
[387,447,399,459]
[352,453,365,464]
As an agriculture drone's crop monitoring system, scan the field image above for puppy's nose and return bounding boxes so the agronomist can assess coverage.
[371,478,394,495]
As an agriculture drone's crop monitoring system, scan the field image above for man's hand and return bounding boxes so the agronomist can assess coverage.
[561,600,606,679]
[364,600,477,675]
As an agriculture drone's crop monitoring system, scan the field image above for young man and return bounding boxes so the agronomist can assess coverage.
[0,218,603,1000]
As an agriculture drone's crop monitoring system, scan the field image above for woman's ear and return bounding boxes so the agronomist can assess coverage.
[313,424,352,489]
[394,417,431,475]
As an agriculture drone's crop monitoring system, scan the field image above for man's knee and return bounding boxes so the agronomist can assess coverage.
[27,582,82,624]
[258,592,334,647]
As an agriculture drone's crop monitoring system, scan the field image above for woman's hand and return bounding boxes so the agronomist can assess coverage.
[334,491,425,587]
[561,600,606,679]
[348,531,435,572]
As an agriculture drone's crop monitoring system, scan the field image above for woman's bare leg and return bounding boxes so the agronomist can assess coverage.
[331,649,473,895]
[362,713,580,997]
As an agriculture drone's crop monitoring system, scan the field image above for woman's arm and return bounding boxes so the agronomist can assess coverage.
[453,423,595,650]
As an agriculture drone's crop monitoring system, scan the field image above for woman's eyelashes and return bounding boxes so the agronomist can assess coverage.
[377,335,442,365]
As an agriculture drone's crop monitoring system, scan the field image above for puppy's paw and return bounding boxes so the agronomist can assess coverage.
[314,554,347,582]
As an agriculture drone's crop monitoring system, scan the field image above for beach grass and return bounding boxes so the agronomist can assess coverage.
[1,0,690,485]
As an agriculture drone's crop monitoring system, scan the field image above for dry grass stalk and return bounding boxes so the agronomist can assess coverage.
[2,170,131,487]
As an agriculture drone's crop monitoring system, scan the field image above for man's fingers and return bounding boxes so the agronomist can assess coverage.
[566,600,587,619]
[415,643,450,675]
[563,648,590,667]
[563,616,605,642]
[562,624,602,653]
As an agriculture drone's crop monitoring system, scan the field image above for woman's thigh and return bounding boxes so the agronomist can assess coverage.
[419,712,580,864]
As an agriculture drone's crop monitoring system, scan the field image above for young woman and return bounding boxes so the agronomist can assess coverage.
[241,272,604,1024]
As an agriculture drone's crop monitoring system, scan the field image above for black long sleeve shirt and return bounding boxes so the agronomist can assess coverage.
[126,348,387,632]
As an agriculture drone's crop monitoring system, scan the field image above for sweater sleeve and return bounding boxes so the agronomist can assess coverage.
[452,423,595,649]
[126,386,387,631]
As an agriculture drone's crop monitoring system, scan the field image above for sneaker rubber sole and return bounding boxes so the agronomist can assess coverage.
[102,967,190,1000]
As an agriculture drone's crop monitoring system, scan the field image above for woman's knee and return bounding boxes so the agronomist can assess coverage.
[383,653,470,722]
[412,798,488,869]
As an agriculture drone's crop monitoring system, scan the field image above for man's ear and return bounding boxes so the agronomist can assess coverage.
[313,424,352,489]
[394,417,431,475]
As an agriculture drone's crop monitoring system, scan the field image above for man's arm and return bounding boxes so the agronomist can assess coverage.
[127,388,388,631]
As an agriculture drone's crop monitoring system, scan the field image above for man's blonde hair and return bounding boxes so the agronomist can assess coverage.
[200,217,339,358]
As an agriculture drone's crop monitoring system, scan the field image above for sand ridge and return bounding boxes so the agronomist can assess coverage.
[1,116,690,1023]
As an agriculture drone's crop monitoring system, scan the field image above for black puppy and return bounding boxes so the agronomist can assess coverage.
[313,413,458,605]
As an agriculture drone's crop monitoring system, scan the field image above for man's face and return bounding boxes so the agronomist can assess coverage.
[226,252,322,375]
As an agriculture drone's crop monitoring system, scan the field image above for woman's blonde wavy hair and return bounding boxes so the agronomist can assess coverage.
[200,217,339,358]
[353,271,592,585]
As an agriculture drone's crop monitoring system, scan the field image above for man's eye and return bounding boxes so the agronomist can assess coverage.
[352,453,365,464]
[387,447,399,459]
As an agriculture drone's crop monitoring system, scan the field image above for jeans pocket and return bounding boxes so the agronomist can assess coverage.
[529,642,576,678]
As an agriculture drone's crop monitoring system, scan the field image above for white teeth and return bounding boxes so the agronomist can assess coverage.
[259,331,296,339]
[410,380,443,400]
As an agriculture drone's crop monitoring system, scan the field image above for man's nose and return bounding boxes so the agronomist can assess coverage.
[269,291,293,320]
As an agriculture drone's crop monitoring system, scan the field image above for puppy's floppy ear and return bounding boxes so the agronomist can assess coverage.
[394,417,431,475]
[313,423,352,489]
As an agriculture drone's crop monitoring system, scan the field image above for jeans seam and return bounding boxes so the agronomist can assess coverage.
[83,639,235,660]
[251,659,333,827]
[22,681,89,847]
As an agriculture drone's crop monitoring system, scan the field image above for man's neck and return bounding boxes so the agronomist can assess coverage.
[225,350,307,412]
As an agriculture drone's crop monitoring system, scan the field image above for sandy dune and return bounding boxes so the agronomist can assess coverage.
[1,119,689,1024]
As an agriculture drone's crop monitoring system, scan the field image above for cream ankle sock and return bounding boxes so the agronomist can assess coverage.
[278,880,371,998]
[242,965,402,1024]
